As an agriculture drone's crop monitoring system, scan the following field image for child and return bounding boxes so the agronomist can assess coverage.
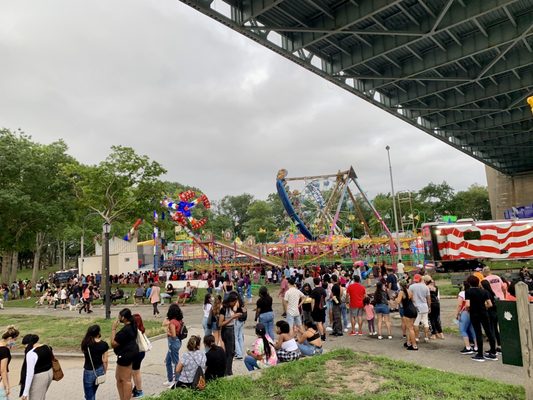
[363,296,376,336]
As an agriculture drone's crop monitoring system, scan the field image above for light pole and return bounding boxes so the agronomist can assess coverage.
[103,221,111,320]
[385,145,402,264]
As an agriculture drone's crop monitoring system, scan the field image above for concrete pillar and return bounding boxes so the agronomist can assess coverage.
[486,166,533,219]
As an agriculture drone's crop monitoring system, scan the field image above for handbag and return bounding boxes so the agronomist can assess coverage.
[191,357,206,390]
[87,346,106,386]
[48,346,64,381]
[136,330,152,352]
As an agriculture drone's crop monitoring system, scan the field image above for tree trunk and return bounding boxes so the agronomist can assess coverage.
[1,252,11,284]
[32,232,45,284]
[9,251,18,283]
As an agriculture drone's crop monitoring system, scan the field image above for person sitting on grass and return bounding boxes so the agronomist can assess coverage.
[273,320,301,363]
[244,323,277,371]
[111,287,125,304]
[177,282,195,306]
[294,320,322,357]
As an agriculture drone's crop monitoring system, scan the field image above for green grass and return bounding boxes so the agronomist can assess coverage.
[147,349,524,400]
[0,315,165,352]
[15,264,62,282]
[437,283,460,297]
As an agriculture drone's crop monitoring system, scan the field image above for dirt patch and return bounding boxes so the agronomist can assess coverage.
[323,359,386,395]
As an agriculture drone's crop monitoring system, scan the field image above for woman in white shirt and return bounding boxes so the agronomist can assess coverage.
[202,294,213,337]
[273,320,300,362]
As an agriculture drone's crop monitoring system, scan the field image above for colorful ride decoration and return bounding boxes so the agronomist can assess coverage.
[276,166,392,242]
[161,190,211,231]
[123,218,143,241]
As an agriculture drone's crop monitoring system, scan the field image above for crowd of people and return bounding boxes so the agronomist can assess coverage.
[1,260,532,399]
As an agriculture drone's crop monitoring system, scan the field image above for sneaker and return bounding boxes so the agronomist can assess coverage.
[407,345,418,351]
[471,354,485,362]
[373,332,378,336]
[326,326,333,332]
[484,352,498,361]
[378,336,383,340]
[162,381,174,387]
[346,323,352,329]
[424,337,429,343]
[349,331,357,336]
[460,347,475,354]
[133,390,144,398]
[358,331,363,336]
[388,336,393,340]
[343,328,348,333]
[496,347,502,355]
[403,342,409,348]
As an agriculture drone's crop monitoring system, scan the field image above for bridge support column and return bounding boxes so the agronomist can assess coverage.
[486,166,533,219]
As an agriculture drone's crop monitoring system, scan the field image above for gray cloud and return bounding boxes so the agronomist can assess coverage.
[0,0,486,201]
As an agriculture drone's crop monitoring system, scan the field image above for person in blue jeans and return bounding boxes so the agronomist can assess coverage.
[234,294,247,359]
[81,325,109,400]
[255,286,275,340]
[456,282,477,354]
[163,304,183,386]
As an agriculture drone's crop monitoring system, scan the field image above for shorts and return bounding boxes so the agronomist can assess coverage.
[286,314,302,327]
[349,308,364,318]
[414,312,429,328]
[116,352,136,367]
[132,351,145,370]
[374,304,390,315]
[311,309,326,323]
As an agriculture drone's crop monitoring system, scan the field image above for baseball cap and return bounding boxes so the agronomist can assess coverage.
[413,274,422,283]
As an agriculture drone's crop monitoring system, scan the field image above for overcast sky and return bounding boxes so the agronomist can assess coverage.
[0,0,487,201]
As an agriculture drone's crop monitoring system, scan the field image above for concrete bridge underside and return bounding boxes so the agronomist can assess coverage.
[179,0,533,217]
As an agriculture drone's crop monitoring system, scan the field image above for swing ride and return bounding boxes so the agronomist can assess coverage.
[276,166,393,243]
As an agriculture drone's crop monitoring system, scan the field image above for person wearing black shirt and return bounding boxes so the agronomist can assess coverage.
[203,335,226,381]
[330,276,343,336]
[0,326,19,399]
[19,334,53,400]
[465,276,497,362]
[111,308,139,400]
[310,278,327,340]
[81,325,109,400]
[255,286,275,340]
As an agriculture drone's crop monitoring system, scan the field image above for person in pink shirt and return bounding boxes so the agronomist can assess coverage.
[482,267,506,300]
[278,276,289,317]
[149,283,161,317]
[363,297,375,336]
[244,323,277,371]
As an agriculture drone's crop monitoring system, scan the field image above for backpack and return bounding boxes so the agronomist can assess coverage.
[178,321,188,340]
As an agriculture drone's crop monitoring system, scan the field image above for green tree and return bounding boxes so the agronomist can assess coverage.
[450,185,491,220]
[415,182,455,220]
[67,146,167,225]
[219,194,254,238]
[243,200,277,242]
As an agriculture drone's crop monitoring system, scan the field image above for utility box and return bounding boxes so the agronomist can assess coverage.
[496,300,522,366]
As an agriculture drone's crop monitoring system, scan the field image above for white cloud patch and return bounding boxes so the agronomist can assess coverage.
[0,0,487,201]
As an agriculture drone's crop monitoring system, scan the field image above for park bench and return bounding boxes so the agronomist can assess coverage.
[186,287,198,303]
[450,273,470,287]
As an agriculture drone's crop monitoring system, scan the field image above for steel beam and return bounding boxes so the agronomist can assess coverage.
[417,73,532,115]
[331,0,522,74]
[393,46,533,106]
[288,0,403,52]
[439,108,530,130]
[242,0,285,22]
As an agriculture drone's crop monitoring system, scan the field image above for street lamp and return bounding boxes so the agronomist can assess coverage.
[385,145,402,264]
[103,221,111,320]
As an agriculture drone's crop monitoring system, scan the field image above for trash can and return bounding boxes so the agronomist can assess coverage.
[496,300,522,366]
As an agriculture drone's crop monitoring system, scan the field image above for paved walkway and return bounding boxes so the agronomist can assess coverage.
[1,296,525,399]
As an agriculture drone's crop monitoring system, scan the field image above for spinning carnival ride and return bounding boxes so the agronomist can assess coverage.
[276,167,394,245]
